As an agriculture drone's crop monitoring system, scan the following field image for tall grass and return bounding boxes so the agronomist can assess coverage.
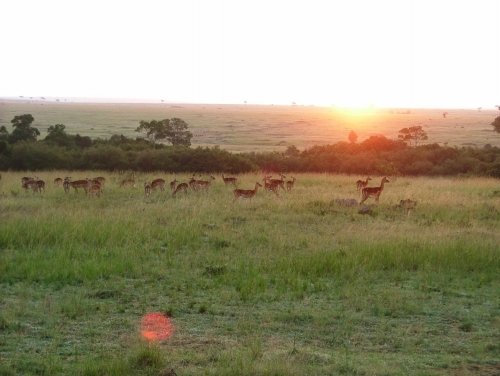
[0,171,499,375]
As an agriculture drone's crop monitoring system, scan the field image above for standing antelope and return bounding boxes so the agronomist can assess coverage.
[21,176,34,185]
[170,179,178,192]
[35,179,46,193]
[54,177,63,186]
[172,182,189,197]
[65,178,91,193]
[144,182,152,197]
[263,177,281,196]
[360,177,390,204]
[93,176,106,187]
[286,177,296,192]
[222,174,237,186]
[233,182,262,201]
[267,174,286,190]
[356,177,371,191]
[23,179,44,193]
[21,177,35,191]
[87,182,103,198]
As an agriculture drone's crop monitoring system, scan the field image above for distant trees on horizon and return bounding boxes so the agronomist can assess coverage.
[0,114,499,178]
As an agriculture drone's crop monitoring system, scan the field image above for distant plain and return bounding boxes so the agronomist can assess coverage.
[1,100,498,151]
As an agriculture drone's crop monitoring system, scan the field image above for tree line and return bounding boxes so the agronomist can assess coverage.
[0,114,499,177]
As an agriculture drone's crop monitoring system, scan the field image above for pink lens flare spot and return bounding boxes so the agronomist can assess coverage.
[140,312,175,342]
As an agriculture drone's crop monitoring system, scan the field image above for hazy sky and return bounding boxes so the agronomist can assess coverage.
[1,0,499,108]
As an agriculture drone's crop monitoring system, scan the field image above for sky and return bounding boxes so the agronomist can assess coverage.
[1,0,500,108]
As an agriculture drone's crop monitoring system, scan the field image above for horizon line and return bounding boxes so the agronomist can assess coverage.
[0,95,498,111]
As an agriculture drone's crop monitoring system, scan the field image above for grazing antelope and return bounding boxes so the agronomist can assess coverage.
[189,175,215,191]
[170,179,178,192]
[54,177,63,186]
[356,177,371,191]
[286,177,296,192]
[222,173,237,186]
[144,182,152,197]
[120,177,136,188]
[233,182,262,201]
[151,178,166,192]
[172,182,189,197]
[360,177,390,204]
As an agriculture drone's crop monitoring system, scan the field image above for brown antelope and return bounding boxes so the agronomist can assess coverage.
[88,178,104,189]
[54,177,63,186]
[35,179,45,193]
[21,177,35,191]
[360,177,390,204]
[172,182,189,197]
[286,177,296,192]
[151,178,166,192]
[356,177,371,191]
[120,177,136,188]
[63,177,71,193]
[266,174,286,190]
[189,175,215,191]
[233,182,262,201]
[22,179,44,193]
[65,178,91,193]
[170,179,178,192]
[21,176,34,185]
[87,182,103,198]
[263,177,281,196]
[144,182,152,197]
[222,173,237,186]
[93,176,106,186]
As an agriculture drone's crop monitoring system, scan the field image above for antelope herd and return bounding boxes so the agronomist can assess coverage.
[10,173,416,212]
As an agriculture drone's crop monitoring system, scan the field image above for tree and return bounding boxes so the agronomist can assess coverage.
[9,114,40,143]
[0,126,9,154]
[285,145,300,157]
[135,119,170,144]
[398,125,428,146]
[167,118,193,147]
[348,130,358,144]
[45,123,71,147]
[491,116,500,133]
[135,118,193,146]
[0,126,9,141]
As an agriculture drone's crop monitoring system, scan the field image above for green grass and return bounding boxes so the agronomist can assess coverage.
[0,172,499,375]
[1,101,499,151]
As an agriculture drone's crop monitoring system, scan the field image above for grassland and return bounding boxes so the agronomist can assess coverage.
[0,172,499,375]
[1,101,498,152]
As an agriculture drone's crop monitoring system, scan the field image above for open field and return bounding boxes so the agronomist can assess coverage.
[1,101,499,152]
[0,172,499,375]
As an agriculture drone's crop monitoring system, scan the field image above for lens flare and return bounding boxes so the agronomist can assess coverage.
[140,312,174,342]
